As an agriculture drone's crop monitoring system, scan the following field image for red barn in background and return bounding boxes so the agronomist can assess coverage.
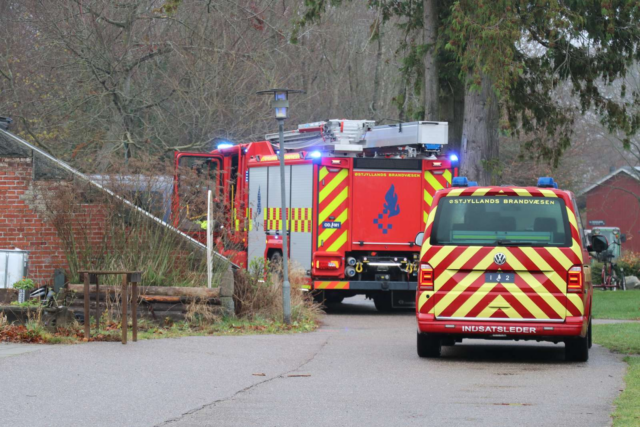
[580,167,640,253]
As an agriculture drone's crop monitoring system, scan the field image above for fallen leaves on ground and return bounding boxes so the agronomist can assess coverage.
[0,325,46,344]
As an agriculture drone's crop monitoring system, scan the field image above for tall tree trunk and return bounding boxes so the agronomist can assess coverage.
[460,72,500,185]
[439,81,465,152]
[370,18,383,119]
[423,0,438,120]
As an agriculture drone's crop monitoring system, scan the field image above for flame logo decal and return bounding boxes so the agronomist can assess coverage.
[383,185,401,218]
[373,185,401,234]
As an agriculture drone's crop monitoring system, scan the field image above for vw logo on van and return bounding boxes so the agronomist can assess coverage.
[494,253,507,266]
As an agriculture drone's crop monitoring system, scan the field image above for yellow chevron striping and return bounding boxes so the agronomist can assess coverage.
[539,189,558,198]
[451,282,499,318]
[446,246,483,271]
[317,209,348,246]
[319,166,329,182]
[472,187,491,196]
[423,211,428,225]
[425,171,445,192]
[567,294,585,315]
[517,271,566,318]
[544,247,573,271]
[327,231,348,252]
[424,188,433,206]
[335,282,349,290]
[566,206,578,228]
[501,282,550,319]
[519,247,567,293]
[418,291,435,312]
[426,205,438,228]
[504,250,566,318]
[475,295,523,319]
[318,187,349,223]
[435,271,483,313]
[446,188,466,197]
[319,169,348,203]
[571,239,582,262]
[443,169,452,183]
[425,244,455,270]
[513,188,532,197]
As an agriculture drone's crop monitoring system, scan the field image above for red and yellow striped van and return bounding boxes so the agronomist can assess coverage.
[415,177,608,361]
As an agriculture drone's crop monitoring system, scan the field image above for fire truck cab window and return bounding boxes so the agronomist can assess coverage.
[431,196,571,247]
[177,156,221,220]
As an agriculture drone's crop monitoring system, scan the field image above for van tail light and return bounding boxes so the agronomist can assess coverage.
[419,263,434,291]
[567,266,583,293]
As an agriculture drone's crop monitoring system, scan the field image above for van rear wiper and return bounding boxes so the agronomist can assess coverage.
[495,239,546,247]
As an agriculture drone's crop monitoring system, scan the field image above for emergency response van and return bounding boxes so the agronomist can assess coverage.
[415,177,610,361]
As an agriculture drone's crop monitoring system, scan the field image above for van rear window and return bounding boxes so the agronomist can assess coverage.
[430,196,572,247]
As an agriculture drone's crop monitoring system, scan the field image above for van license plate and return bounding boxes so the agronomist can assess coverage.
[485,272,515,283]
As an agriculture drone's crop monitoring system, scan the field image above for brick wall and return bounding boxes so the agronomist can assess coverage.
[0,157,70,283]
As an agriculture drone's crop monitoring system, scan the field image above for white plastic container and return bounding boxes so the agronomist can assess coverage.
[0,249,29,288]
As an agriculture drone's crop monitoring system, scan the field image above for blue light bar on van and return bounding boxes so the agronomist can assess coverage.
[537,177,558,189]
[468,181,478,186]
[308,151,322,159]
[452,177,469,187]
[449,154,459,162]
[217,142,233,149]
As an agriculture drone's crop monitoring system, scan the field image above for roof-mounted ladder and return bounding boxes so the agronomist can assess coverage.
[265,119,448,154]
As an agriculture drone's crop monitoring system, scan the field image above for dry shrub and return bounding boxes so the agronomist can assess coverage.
[185,299,221,327]
[234,258,323,323]
[40,166,231,287]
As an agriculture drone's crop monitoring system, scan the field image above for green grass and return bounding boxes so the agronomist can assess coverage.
[612,357,640,427]
[592,290,640,320]
[594,323,640,355]
[593,323,640,426]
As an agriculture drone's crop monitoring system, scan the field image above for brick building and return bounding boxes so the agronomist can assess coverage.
[580,167,640,253]
[1,128,215,286]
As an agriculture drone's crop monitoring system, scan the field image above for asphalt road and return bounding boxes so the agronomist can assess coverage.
[0,296,627,427]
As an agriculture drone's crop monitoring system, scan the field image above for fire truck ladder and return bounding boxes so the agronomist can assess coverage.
[265,119,448,156]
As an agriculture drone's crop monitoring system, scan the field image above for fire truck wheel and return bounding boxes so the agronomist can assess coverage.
[373,293,392,312]
[565,334,589,362]
[588,319,593,349]
[417,332,441,358]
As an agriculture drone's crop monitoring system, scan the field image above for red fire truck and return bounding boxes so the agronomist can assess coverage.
[173,119,457,310]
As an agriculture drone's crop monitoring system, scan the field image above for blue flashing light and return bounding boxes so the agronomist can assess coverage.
[468,181,478,187]
[449,154,459,162]
[217,142,233,149]
[308,151,322,159]
[537,177,558,189]
[452,177,469,187]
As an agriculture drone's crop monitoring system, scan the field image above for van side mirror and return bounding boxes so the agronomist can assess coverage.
[589,235,609,253]
[415,232,424,246]
[621,234,627,243]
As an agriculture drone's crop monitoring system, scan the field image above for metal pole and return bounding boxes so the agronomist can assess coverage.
[278,119,292,325]
[207,190,213,289]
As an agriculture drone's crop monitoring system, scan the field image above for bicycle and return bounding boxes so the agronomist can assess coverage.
[599,246,626,291]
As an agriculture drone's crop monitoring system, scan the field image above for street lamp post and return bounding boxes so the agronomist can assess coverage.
[257,88,305,325]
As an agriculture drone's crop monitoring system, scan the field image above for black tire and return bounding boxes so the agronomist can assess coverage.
[588,319,593,349]
[620,275,626,291]
[417,332,441,358]
[565,334,589,362]
[74,312,85,325]
[373,293,392,312]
